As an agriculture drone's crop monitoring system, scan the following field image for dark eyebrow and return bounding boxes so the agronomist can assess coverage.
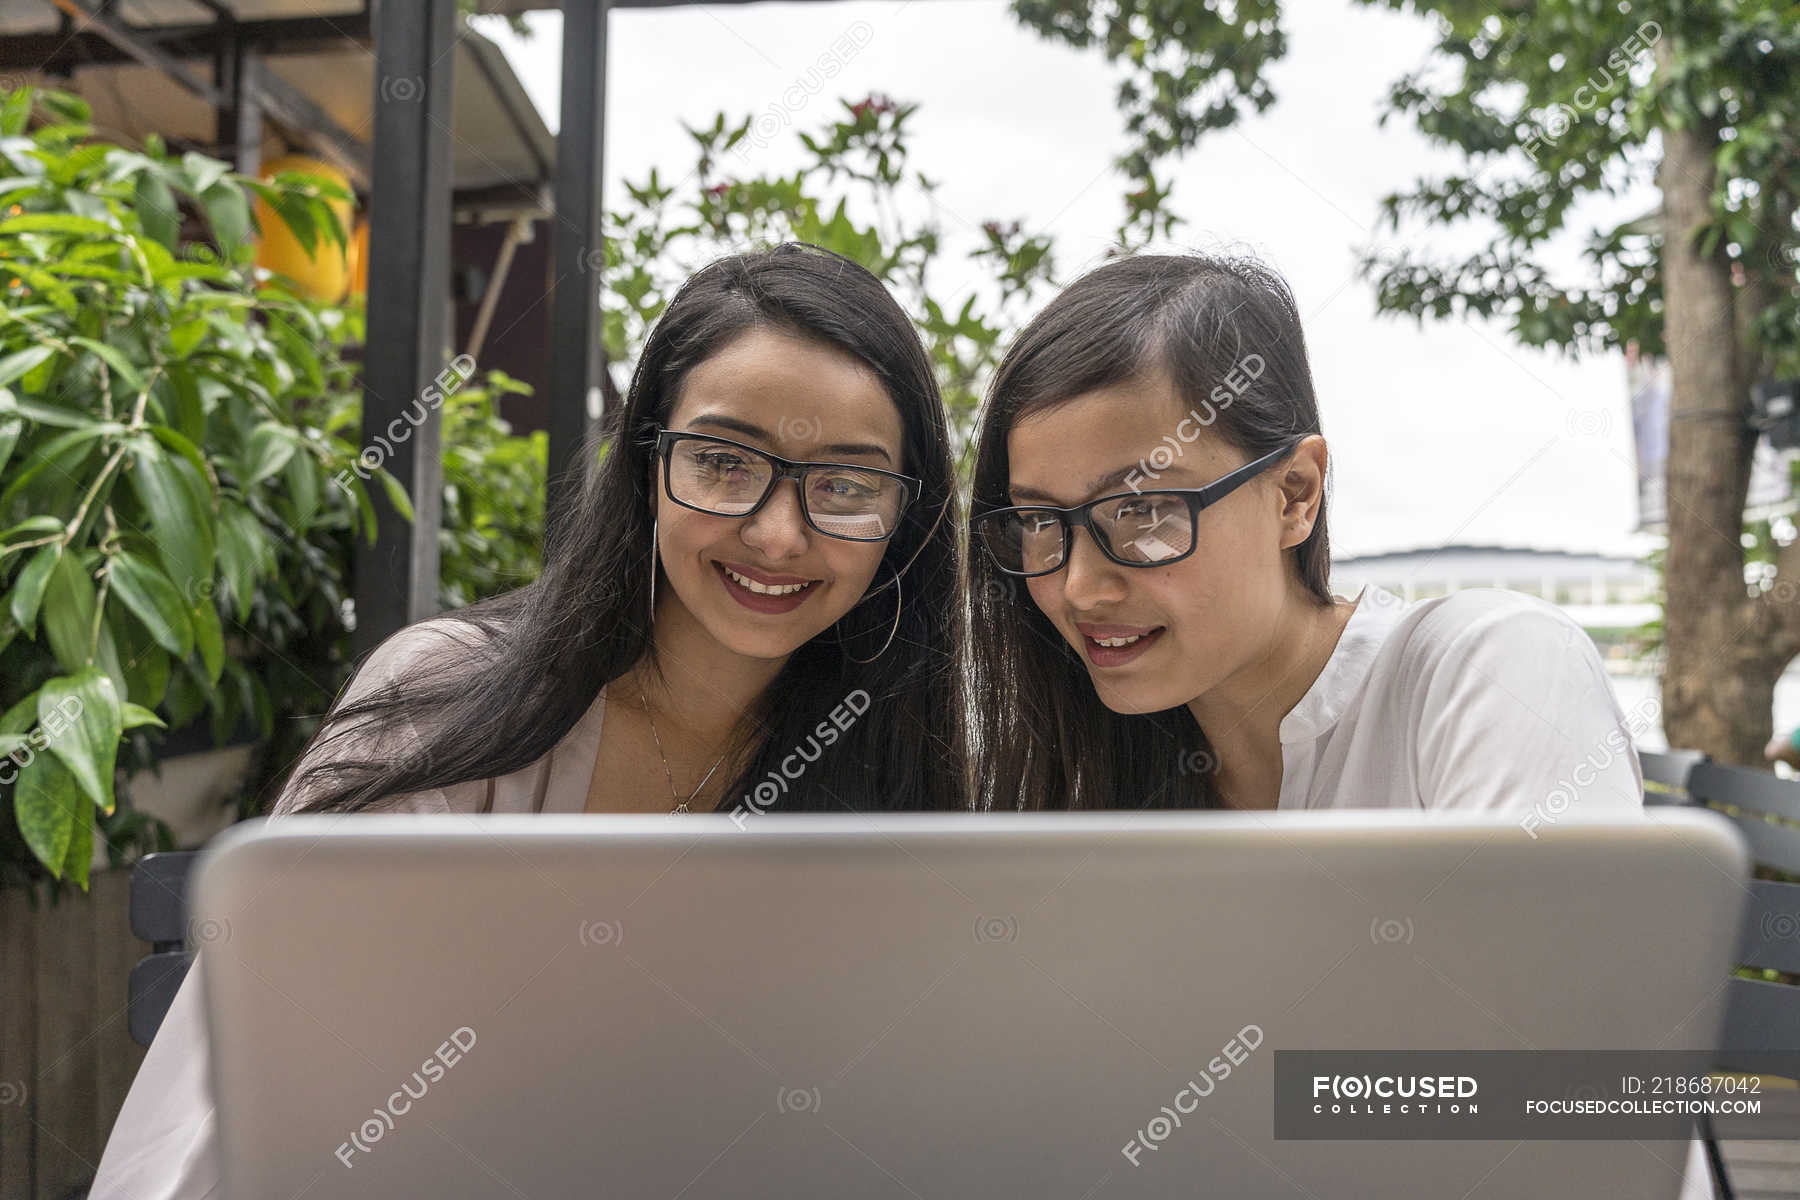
[1010,462,1193,505]
[684,413,894,464]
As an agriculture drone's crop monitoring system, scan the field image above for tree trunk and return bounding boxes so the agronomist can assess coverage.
[1655,38,1783,767]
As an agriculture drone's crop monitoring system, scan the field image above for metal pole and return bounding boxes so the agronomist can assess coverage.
[354,0,455,655]
[546,0,610,532]
[214,36,262,176]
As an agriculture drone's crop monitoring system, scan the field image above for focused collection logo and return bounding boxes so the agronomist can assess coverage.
[1311,1074,1480,1116]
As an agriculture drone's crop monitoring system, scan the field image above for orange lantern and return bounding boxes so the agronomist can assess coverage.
[345,218,370,299]
[251,154,354,304]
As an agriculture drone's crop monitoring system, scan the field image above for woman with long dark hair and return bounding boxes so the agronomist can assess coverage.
[967,251,1714,1197]
[967,249,1642,819]
[92,241,969,1198]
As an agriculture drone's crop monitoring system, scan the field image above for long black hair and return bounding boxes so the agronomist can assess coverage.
[969,251,1332,812]
[283,242,968,814]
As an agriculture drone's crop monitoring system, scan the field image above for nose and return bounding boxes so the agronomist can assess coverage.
[1059,526,1128,611]
[738,477,812,560]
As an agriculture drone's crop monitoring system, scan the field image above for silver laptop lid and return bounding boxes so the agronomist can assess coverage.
[193,810,1746,1198]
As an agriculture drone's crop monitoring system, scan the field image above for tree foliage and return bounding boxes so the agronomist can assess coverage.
[1352,1,1797,369]
[0,87,395,887]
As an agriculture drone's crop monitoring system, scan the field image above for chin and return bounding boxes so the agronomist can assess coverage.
[710,624,823,661]
[704,596,848,660]
[1087,673,1191,716]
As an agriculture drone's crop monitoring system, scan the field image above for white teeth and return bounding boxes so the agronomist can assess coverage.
[1093,633,1147,647]
[723,566,812,596]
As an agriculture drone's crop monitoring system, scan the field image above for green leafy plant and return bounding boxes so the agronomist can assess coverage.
[600,98,1118,474]
[0,86,385,889]
[438,371,544,610]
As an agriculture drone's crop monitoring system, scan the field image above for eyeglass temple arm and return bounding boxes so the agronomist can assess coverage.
[1194,442,1296,508]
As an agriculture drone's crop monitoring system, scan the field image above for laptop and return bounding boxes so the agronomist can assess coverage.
[192,809,1747,1198]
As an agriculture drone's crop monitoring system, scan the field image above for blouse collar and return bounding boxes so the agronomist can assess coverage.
[1277,584,1408,745]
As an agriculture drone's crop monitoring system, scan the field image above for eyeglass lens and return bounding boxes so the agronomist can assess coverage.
[986,493,1197,574]
[666,437,905,540]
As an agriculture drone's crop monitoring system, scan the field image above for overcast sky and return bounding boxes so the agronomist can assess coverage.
[475,1,1659,561]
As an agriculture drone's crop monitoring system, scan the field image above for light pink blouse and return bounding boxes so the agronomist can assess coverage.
[89,620,609,1198]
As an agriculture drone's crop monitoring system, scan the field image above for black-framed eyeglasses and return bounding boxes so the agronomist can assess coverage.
[972,443,1296,577]
[654,429,920,543]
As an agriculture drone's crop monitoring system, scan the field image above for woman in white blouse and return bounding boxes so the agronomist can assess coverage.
[966,250,1712,1198]
[90,242,971,1197]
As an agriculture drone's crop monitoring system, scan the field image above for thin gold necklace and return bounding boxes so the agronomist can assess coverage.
[634,676,727,813]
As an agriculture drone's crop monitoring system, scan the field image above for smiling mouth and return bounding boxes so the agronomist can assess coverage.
[1077,625,1167,664]
[720,565,817,596]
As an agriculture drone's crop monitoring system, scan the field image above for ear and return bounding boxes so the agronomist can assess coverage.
[1275,435,1328,551]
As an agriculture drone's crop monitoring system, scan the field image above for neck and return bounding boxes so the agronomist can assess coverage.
[1185,583,1358,810]
[627,587,789,744]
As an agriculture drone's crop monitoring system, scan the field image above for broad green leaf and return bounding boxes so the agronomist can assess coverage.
[46,142,108,185]
[106,550,195,658]
[376,467,416,523]
[38,668,122,813]
[168,316,208,360]
[0,395,107,430]
[268,318,323,393]
[0,344,54,387]
[190,597,224,685]
[136,169,180,249]
[139,237,182,289]
[64,241,124,266]
[214,505,267,623]
[346,472,377,541]
[155,260,231,286]
[112,603,170,712]
[181,151,229,197]
[69,336,146,392]
[284,450,321,533]
[127,441,214,599]
[61,789,94,889]
[163,365,205,442]
[34,260,132,285]
[41,548,96,673]
[27,121,93,145]
[0,415,18,475]
[38,89,91,123]
[93,612,127,703]
[14,752,80,879]
[12,270,76,320]
[9,542,61,632]
[0,424,107,510]
[246,421,297,485]
[148,425,208,486]
[200,182,250,255]
[121,702,165,730]
[0,86,30,137]
[0,213,115,237]
[0,689,38,736]
[266,193,317,258]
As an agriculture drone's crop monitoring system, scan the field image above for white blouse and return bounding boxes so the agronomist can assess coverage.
[1277,583,1647,817]
[1274,584,1707,1199]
